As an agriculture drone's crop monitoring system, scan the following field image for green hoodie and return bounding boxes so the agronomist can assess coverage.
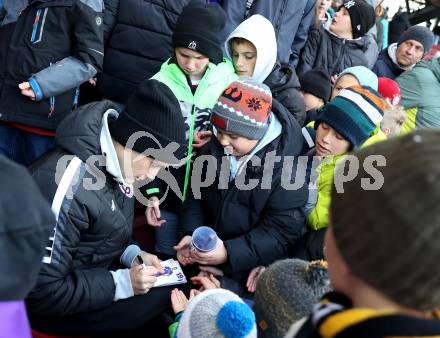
[397,58,440,132]
[152,58,238,199]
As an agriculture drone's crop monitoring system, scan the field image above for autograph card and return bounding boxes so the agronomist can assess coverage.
[153,259,187,287]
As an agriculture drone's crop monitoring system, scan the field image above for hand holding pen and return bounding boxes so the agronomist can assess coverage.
[129,252,164,295]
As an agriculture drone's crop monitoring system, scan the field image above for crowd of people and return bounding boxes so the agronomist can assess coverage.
[1,0,440,337]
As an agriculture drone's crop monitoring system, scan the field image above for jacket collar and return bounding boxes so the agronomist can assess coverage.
[100,109,132,188]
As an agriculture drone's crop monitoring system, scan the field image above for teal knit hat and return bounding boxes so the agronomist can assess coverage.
[316,85,385,147]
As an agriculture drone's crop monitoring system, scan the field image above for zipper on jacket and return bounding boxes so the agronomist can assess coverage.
[47,62,55,117]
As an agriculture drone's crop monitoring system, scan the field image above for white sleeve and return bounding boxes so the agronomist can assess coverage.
[110,269,134,301]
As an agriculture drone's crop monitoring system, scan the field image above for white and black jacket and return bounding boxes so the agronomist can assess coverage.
[0,0,104,130]
[27,100,136,316]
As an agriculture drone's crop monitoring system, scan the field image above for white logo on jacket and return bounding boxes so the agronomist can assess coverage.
[111,199,116,211]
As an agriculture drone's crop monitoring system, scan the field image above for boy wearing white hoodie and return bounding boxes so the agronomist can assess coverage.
[225,15,306,126]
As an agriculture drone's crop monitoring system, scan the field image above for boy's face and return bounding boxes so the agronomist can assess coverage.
[175,47,210,80]
[396,39,424,68]
[330,7,352,37]
[231,39,257,77]
[331,74,359,100]
[315,122,351,156]
[216,129,258,158]
[300,90,325,111]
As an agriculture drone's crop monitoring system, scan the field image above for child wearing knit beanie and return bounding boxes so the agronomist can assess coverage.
[254,259,331,338]
[175,78,307,293]
[148,0,238,255]
[331,65,379,100]
[169,288,257,338]
[286,129,440,338]
[377,77,406,137]
[297,0,376,78]
[292,85,385,260]
[299,69,332,126]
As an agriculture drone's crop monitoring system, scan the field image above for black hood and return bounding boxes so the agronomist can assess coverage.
[55,100,120,162]
[265,62,301,93]
[270,98,303,157]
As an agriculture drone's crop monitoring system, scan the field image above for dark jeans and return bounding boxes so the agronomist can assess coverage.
[28,285,179,337]
[0,122,55,166]
[155,210,179,257]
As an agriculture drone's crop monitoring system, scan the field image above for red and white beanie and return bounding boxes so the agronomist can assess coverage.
[378,77,401,106]
[211,79,272,140]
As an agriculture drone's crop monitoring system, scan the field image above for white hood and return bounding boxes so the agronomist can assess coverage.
[225,14,277,83]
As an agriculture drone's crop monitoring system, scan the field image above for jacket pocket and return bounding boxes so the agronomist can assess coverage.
[30,8,49,44]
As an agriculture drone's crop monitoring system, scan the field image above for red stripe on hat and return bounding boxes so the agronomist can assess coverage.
[212,114,227,130]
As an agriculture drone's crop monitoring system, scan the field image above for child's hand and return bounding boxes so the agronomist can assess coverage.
[171,288,189,314]
[246,266,266,293]
[191,273,221,291]
[145,196,166,227]
[192,131,212,149]
[174,236,194,266]
[18,82,36,101]
[191,238,228,265]
[89,77,97,86]
[198,265,224,277]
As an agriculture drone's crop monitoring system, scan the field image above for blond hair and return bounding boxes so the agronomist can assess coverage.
[381,99,407,136]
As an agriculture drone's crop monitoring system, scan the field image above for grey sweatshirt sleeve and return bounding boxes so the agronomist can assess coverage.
[30,57,97,100]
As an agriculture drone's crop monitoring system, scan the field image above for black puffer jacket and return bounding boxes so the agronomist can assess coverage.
[27,100,134,316]
[265,62,306,126]
[98,0,200,104]
[0,0,104,130]
[180,99,308,285]
[297,29,371,77]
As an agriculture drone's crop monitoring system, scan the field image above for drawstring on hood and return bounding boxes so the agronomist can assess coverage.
[225,14,277,83]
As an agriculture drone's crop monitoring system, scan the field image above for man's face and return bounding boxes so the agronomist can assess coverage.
[124,151,168,184]
[175,47,210,80]
[315,122,351,156]
[216,129,258,158]
[330,7,352,37]
[231,39,257,77]
[396,39,424,68]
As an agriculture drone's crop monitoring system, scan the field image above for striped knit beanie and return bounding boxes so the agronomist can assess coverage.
[331,129,440,311]
[316,85,385,147]
[211,79,272,140]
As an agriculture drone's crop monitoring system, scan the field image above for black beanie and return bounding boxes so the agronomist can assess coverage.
[343,0,376,39]
[172,0,226,64]
[109,79,187,164]
[299,69,332,102]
